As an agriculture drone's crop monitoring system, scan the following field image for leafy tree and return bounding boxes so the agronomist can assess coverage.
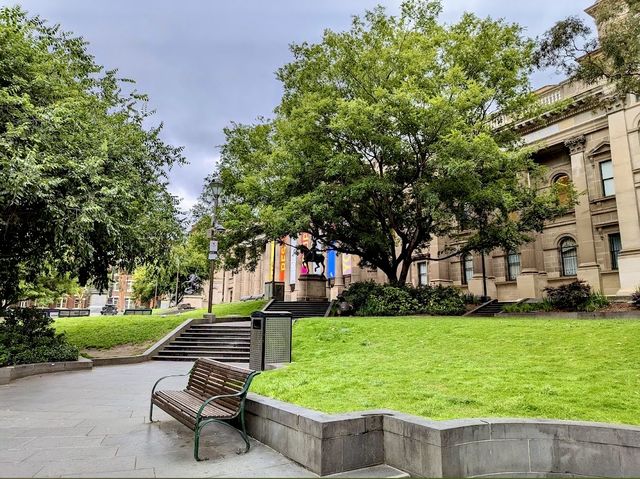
[131,216,210,305]
[214,0,569,285]
[535,0,640,96]
[0,7,183,308]
[18,266,82,306]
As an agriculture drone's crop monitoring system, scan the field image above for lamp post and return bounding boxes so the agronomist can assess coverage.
[207,179,223,315]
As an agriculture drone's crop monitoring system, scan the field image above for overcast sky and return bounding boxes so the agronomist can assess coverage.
[6,0,593,212]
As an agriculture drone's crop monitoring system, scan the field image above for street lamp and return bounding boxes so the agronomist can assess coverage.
[207,179,223,315]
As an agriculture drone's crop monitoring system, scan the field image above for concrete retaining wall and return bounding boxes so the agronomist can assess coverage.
[245,394,640,477]
[0,357,92,385]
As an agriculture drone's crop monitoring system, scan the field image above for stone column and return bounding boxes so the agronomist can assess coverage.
[332,252,345,299]
[469,252,497,299]
[566,135,602,292]
[608,104,640,295]
[429,238,453,286]
[516,235,547,299]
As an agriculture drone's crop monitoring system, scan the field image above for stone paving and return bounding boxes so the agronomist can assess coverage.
[0,361,317,478]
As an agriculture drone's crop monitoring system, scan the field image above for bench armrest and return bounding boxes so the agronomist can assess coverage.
[196,371,260,421]
[151,367,194,395]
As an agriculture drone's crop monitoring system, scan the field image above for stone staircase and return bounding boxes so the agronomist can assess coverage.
[264,300,331,318]
[467,300,513,317]
[153,322,250,362]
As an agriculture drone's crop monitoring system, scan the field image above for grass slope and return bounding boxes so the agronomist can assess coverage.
[55,300,266,350]
[252,317,640,425]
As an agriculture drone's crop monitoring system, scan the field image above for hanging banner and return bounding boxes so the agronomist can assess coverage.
[342,254,352,275]
[267,241,276,282]
[327,249,337,279]
[289,238,297,284]
[279,242,287,282]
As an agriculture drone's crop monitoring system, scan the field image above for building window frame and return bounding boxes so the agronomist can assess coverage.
[552,172,572,206]
[505,251,521,282]
[599,159,615,197]
[609,232,622,271]
[559,237,578,277]
[417,261,428,287]
[461,254,473,285]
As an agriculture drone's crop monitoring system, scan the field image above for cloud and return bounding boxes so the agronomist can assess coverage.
[9,0,593,211]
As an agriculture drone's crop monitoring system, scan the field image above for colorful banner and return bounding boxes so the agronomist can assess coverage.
[289,238,297,285]
[342,254,352,275]
[327,249,337,279]
[279,242,287,282]
[267,241,276,282]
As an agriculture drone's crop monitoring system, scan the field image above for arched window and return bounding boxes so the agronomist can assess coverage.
[553,173,571,206]
[506,251,521,281]
[559,238,578,276]
[461,254,473,285]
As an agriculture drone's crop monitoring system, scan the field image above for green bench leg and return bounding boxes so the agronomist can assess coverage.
[194,415,251,461]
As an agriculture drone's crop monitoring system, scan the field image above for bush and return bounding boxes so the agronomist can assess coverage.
[631,288,640,308]
[584,292,610,312]
[544,281,592,311]
[0,308,78,367]
[413,285,466,316]
[342,281,384,313]
[359,286,420,316]
[502,303,542,313]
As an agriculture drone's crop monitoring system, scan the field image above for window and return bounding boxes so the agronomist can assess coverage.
[553,173,571,206]
[506,251,521,281]
[609,233,622,270]
[126,279,133,292]
[599,160,615,197]
[461,254,473,285]
[559,238,578,276]
[417,262,428,286]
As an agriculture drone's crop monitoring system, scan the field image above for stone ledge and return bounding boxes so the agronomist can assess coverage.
[0,357,93,385]
[244,394,640,477]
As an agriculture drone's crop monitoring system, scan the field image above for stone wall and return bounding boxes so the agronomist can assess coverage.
[245,394,640,477]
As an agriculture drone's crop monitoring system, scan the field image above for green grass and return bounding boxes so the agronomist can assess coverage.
[55,300,266,350]
[252,317,640,425]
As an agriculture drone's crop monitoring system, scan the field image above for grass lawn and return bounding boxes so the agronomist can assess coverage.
[252,317,640,425]
[55,300,266,350]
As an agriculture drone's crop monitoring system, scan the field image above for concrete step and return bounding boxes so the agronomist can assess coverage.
[163,345,250,352]
[153,355,248,362]
[326,465,409,478]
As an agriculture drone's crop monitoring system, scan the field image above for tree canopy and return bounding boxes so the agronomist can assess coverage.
[213,0,569,285]
[0,7,183,307]
[535,0,640,96]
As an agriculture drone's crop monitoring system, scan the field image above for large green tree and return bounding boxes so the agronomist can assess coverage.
[535,0,640,96]
[214,0,569,285]
[0,7,183,308]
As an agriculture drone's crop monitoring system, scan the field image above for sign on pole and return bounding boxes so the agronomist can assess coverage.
[208,252,218,260]
[209,240,218,253]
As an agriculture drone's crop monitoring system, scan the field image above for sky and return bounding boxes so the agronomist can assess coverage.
[6,0,593,212]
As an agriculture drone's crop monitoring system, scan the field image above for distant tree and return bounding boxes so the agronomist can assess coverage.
[213,0,570,285]
[18,267,82,307]
[0,7,184,309]
[535,0,640,96]
[131,216,210,305]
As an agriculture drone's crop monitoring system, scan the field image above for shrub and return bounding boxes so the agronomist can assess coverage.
[342,281,384,313]
[584,292,610,312]
[0,308,79,367]
[423,285,466,316]
[359,286,420,316]
[631,288,640,308]
[503,303,543,314]
[544,281,592,311]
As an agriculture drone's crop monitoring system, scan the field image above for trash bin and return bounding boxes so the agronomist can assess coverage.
[249,310,292,371]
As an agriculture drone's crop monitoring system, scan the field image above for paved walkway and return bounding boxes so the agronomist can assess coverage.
[0,361,316,478]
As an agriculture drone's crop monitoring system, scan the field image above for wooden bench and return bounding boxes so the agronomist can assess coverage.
[149,358,260,460]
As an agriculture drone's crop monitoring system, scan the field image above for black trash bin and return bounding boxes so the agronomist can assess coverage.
[249,310,293,371]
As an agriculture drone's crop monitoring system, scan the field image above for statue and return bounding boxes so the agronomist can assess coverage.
[297,240,326,276]
[182,273,202,295]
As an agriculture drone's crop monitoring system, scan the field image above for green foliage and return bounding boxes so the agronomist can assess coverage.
[0,308,78,366]
[212,0,569,284]
[359,287,420,316]
[252,317,640,425]
[410,285,466,316]
[535,0,640,96]
[502,301,553,313]
[343,281,464,316]
[0,7,183,308]
[632,288,640,308]
[584,292,611,313]
[18,267,82,306]
[132,216,211,305]
[544,281,592,312]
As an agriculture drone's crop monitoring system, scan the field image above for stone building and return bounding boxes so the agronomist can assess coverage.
[217,2,640,302]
